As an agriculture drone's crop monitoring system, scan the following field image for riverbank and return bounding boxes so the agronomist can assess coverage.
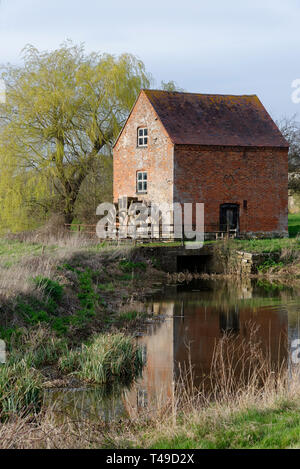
[0,236,168,406]
[1,231,300,449]
[0,231,299,376]
[1,393,300,449]
[1,351,299,449]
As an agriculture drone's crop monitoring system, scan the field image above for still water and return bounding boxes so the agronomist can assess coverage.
[46,279,300,420]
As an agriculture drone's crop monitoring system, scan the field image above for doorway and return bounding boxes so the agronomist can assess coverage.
[220,204,239,233]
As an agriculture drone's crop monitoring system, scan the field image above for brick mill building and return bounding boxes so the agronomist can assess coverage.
[113,90,289,238]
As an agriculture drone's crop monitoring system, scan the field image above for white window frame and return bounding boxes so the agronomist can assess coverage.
[137,171,148,194]
[137,127,148,147]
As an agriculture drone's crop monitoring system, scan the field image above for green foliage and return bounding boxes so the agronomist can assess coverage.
[15,276,67,333]
[72,268,99,326]
[98,282,115,292]
[16,299,50,325]
[0,360,43,418]
[119,260,146,273]
[6,326,68,369]
[117,310,148,326]
[288,213,300,237]
[119,273,133,282]
[148,404,300,449]
[0,42,151,230]
[12,267,102,333]
[0,326,21,343]
[256,280,285,292]
[58,333,143,384]
[33,276,64,303]
[160,80,184,92]
[257,259,284,273]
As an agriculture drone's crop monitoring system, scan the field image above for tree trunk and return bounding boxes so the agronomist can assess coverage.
[64,210,75,226]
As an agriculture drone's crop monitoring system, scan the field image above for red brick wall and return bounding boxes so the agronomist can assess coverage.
[174,145,289,235]
[114,92,288,236]
[113,91,174,206]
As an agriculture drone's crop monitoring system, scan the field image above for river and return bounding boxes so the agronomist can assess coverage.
[45,278,300,421]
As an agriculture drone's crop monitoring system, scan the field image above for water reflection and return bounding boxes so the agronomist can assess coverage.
[46,279,300,421]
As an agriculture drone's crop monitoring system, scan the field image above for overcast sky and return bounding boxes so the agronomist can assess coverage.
[1,0,300,120]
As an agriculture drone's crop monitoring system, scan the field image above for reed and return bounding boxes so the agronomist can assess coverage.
[0,360,43,418]
[58,333,143,384]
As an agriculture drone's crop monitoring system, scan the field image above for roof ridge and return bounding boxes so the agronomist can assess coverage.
[143,89,258,98]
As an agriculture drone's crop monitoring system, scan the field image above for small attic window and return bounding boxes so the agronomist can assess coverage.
[138,128,148,147]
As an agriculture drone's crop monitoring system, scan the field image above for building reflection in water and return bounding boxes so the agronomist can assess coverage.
[124,281,290,417]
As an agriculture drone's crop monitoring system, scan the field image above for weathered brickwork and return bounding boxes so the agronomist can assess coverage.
[113,92,174,207]
[114,90,289,237]
[174,145,289,236]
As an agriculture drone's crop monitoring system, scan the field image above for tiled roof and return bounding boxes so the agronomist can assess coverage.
[143,90,289,148]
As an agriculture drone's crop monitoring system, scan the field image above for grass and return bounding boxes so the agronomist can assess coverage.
[0,314,298,448]
[7,326,68,369]
[2,221,300,435]
[0,395,299,449]
[230,237,300,253]
[0,240,52,266]
[0,328,298,449]
[0,360,43,418]
[102,329,300,450]
[119,260,147,273]
[0,239,161,421]
[146,401,300,449]
[117,310,147,325]
[289,213,300,237]
[58,333,143,384]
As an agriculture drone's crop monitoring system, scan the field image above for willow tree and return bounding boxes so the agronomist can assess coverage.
[0,43,151,228]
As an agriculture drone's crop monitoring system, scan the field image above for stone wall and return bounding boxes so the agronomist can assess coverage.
[138,245,280,275]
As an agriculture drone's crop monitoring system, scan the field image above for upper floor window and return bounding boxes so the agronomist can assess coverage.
[138,127,148,147]
[137,171,148,193]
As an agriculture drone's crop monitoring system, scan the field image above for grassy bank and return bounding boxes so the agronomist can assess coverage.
[0,330,299,449]
[0,389,299,449]
[0,235,166,417]
[0,222,300,447]
[118,393,300,450]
